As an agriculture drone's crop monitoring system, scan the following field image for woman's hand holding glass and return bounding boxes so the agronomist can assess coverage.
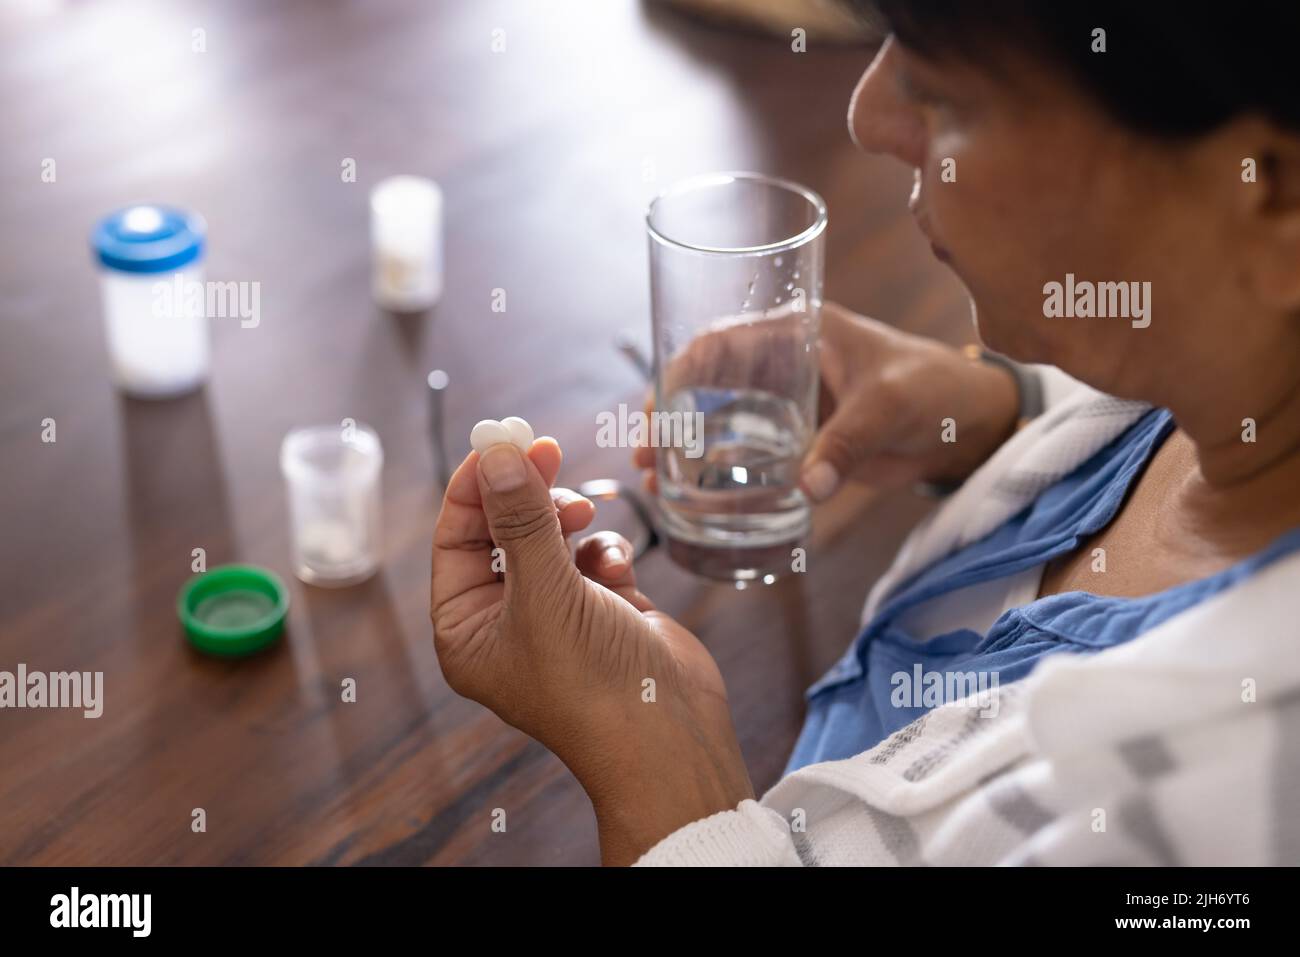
[633,301,1020,501]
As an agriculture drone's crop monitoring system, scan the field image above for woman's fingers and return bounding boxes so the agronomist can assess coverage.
[576,530,633,580]
[799,385,899,503]
[432,437,568,626]
[473,441,578,598]
[552,487,596,536]
[431,449,502,629]
[631,388,656,470]
[530,436,563,488]
[575,531,656,613]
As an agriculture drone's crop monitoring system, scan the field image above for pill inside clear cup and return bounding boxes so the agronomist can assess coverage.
[280,424,384,587]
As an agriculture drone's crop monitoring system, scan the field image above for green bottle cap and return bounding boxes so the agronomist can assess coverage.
[177,564,290,657]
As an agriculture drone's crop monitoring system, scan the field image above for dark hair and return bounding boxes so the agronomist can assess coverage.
[853,1,1300,138]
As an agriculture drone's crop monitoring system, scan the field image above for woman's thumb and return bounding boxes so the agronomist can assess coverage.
[476,443,572,583]
[799,445,843,504]
[800,393,887,503]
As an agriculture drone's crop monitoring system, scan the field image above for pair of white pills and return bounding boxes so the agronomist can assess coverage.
[470,416,534,455]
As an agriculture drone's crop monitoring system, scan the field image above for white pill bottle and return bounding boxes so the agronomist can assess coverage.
[91,204,209,398]
[370,175,443,312]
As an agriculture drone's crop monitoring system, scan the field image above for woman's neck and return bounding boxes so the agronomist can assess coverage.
[1173,367,1300,487]
[1162,370,1300,550]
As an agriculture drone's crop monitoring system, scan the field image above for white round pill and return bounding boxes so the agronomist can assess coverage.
[470,419,511,454]
[500,416,534,452]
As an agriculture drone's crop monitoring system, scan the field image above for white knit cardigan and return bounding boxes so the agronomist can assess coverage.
[636,368,1300,866]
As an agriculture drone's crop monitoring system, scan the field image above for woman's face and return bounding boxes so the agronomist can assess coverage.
[848,37,1267,400]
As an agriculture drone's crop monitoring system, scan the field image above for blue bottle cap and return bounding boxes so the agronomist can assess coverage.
[91,204,206,273]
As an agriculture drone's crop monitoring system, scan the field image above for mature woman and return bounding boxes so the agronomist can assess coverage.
[430,2,1300,865]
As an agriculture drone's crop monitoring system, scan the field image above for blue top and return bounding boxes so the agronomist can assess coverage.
[91,205,206,273]
[786,407,1300,774]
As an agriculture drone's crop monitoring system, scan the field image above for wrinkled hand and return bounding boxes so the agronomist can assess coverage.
[634,301,1018,501]
[431,436,753,865]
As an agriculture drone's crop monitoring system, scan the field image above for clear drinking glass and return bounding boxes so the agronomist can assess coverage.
[647,172,827,581]
[280,424,384,587]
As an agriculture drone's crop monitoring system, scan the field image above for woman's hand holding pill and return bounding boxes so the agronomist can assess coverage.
[431,424,754,865]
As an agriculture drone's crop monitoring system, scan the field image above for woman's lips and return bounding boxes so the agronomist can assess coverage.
[930,242,952,264]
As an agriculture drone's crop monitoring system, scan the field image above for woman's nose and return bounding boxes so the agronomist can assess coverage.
[848,37,926,168]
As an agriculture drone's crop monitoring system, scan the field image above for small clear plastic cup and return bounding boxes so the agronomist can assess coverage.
[280,423,384,587]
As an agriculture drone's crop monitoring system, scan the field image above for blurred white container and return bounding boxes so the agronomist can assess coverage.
[370,175,443,311]
[91,205,209,398]
[280,423,384,587]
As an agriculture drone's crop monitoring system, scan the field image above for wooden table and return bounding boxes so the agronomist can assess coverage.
[0,0,974,864]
